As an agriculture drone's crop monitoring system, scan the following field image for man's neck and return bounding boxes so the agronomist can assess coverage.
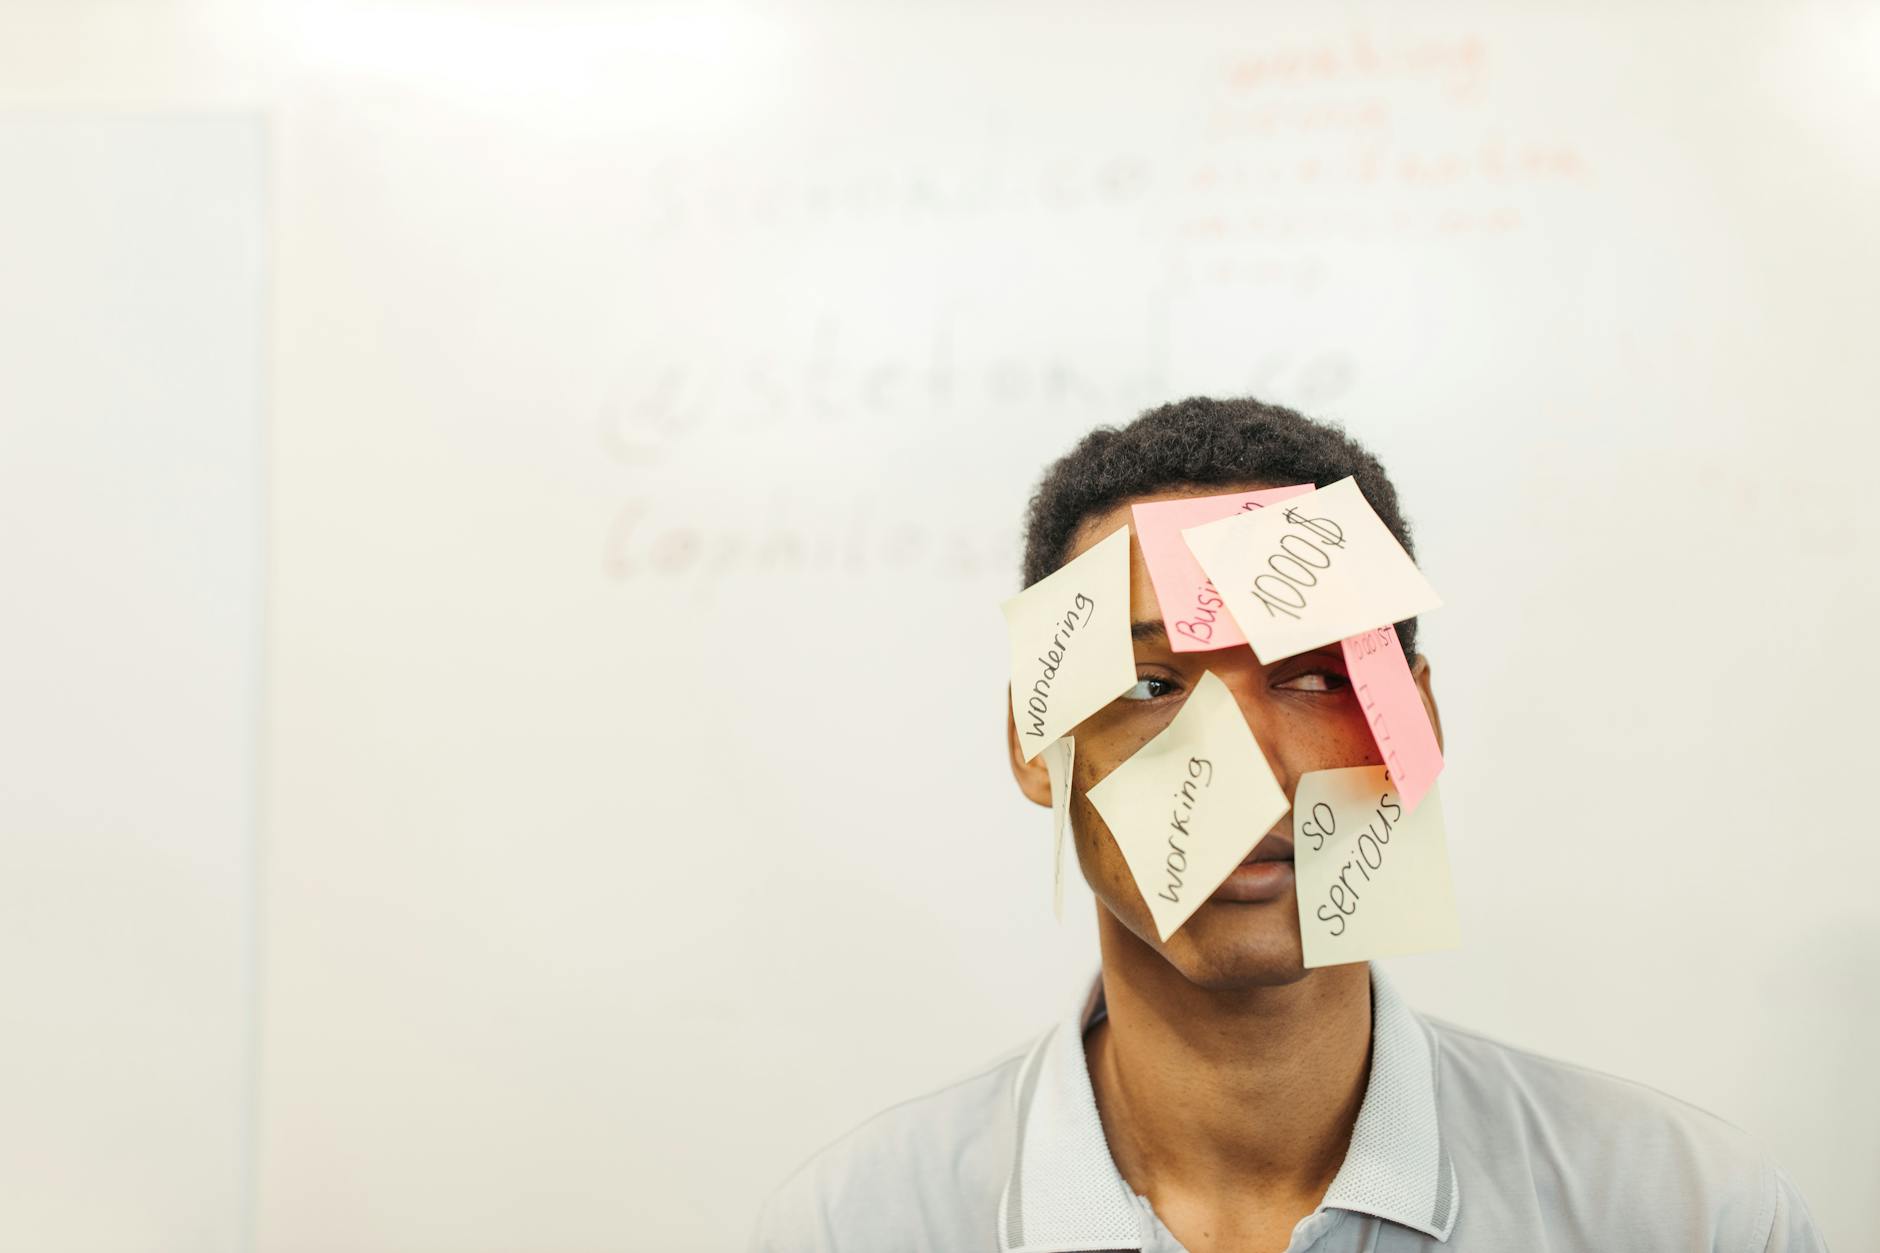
[1084,919,1373,1246]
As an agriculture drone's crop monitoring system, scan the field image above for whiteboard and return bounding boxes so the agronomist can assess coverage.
[248,6,1877,1249]
[0,115,265,1251]
[2,4,1875,1251]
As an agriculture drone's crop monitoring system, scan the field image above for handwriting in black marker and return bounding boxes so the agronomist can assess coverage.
[1020,592,1097,738]
[1314,791,1403,936]
[1157,756,1214,903]
[1247,506,1347,621]
[1299,800,1335,853]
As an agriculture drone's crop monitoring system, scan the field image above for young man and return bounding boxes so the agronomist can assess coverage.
[751,398,1826,1252]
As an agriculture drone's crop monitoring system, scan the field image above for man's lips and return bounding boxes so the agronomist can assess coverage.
[1212,831,1298,904]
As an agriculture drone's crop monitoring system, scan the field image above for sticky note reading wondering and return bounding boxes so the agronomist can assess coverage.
[1044,736,1075,921]
[1087,671,1289,942]
[1293,766,1459,969]
[1131,486,1314,653]
[1181,476,1442,664]
[1342,626,1444,815]
[1002,525,1136,761]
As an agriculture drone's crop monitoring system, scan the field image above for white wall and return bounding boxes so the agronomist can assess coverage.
[2,3,1876,1250]
[0,115,266,1251]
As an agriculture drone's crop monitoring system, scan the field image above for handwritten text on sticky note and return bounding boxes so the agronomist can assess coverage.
[1131,486,1314,653]
[1181,477,1441,664]
[1293,766,1459,968]
[1087,671,1289,941]
[1002,525,1136,761]
[1342,626,1444,815]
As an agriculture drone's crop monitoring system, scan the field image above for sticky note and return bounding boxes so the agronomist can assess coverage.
[1181,477,1441,664]
[1044,736,1075,921]
[1342,626,1444,815]
[1293,766,1459,968]
[1087,670,1289,941]
[1002,525,1136,761]
[1131,486,1314,652]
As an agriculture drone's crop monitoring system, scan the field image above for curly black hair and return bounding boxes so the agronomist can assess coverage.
[1019,395,1422,656]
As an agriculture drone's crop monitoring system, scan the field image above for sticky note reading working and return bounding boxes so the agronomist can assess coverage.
[1181,476,1442,664]
[1044,736,1075,921]
[1087,671,1289,941]
[1002,525,1135,761]
[1132,486,1314,653]
[1342,626,1444,815]
[1293,766,1459,969]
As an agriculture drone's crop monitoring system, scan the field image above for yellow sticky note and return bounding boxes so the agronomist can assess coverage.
[1293,766,1460,968]
[1181,477,1441,664]
[1002,525,1135,762]
[1044,736,1075,921]
[1087,671,1289,942]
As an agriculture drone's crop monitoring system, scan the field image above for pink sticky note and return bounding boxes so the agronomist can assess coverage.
[1341,625,1444,814]
[1132,486,1314,651]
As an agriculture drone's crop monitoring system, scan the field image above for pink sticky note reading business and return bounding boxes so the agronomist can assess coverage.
[1342,625,1444,815]
[1132,486,1315,652]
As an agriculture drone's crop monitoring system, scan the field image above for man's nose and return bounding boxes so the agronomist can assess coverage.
[1209,666,1299,797]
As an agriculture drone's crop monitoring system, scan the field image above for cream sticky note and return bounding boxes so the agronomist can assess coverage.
[1044,736,1075,921]
[1002,525,1136,761]
[1293,766,1459,968]
[1086,671,1289,941]
[1342,626,1444,815]
[1181,477,1441,664]
[1131,486,1314,653]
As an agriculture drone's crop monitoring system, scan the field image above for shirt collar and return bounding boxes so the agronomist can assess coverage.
[997,964,1459,1252]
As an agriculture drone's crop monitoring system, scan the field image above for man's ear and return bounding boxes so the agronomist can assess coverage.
[1005,686,1055,808]
[1409,653,1445,754]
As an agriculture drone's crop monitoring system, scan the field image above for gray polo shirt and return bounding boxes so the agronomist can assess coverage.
[751,966,1826,1252]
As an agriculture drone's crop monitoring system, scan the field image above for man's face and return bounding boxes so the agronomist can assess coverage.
[1019,485,1440,990]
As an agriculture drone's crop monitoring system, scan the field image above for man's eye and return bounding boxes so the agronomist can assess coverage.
[1119,676,1180,701]
[1274,670,1349,693]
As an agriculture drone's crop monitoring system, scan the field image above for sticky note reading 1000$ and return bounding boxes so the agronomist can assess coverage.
[1002,525,1135,761]
[1181,477,1442,664]
[1130,485,1314,653]
[1087,670,1289,941]
[1293,765,1459,969]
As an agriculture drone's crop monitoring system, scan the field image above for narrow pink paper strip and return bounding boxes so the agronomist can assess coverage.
[1131,485,1314,652]
[1341,625,1444,814]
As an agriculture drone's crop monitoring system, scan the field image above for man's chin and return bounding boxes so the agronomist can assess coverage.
[1158,902,1311,989]
[1092,874,1309,988]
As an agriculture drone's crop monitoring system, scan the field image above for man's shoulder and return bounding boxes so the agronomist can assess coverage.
[1424,1014,1816,1248]
[747,1033,1041,1253]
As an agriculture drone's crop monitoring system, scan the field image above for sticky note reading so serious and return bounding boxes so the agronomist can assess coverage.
[1131,485,1314,653]
[1342,626,1444,815]
[1002,525,1135,762]
[1181,477,1442,664]
[1087,671,1289,942]
[1293,766,1459,969]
